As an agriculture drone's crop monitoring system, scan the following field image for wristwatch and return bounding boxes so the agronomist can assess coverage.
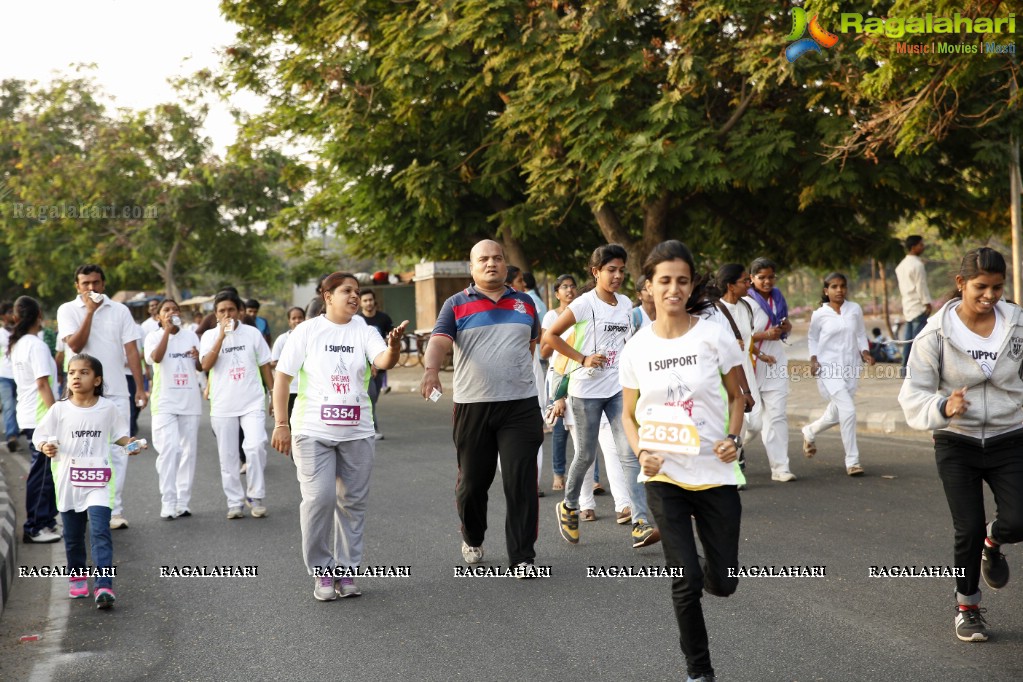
[726,434,742,449]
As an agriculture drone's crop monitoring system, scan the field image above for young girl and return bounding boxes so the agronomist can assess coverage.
[545,244,658,549]
[144,299,202,518]
[745,257,796,482]
[804,273,874,475]
[899,248,1023,643]
[10,296,59,544]
[620,240,746,681]
[33,354,147,608]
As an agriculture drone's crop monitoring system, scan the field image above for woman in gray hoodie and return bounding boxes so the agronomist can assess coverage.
[899,247,1023,644]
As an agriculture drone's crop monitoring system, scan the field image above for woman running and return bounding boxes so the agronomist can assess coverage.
[10,296,59,543]
[33,354,147,608]
[620,240,746,682]
[803,273,874,475]
[271,272,407,601]
[144,299,202,518]
[270,306,306,421]
[745,257,796,482]
[200,290,274,519]
[546,244,657,549]
[899,247,1023,643]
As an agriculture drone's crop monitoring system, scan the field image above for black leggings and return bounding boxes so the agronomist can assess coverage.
[647,482,741,679]
[934,429,1023,601]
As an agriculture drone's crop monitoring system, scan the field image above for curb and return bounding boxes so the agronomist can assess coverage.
[0,455,17,617]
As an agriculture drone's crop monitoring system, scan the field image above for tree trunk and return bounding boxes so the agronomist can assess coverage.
[152,235,183,301]
[591,192,672,285]
[879,260,893,337]
[497,228,529,274]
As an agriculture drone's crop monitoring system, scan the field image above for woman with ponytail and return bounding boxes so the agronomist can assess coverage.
[10,296,59,543]
[802,272,874,475]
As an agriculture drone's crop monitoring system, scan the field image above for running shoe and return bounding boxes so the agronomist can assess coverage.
[580,509,597,522]
[175,509,192,518]
[616,507,632,525]
[23,528,61,544]
[801,426,816,457]
[226,507,244,519]
[982,542,1009,590]
[632,520,660,548]
[954,605,988,642]
[6,436,18,451]
[109,515,129,529]
[511,562,537,580]
[314,576,337,601]
[69,578,89,599]
[771,471,797,482]
[461,541,484,564]
[847,465,865,477]
[95,587,116,610]
[246,498,267,518]
[336,577,361,598]
[160,507,176,520]
[686,674,716,682]
[593,483,606,495]
[556,501,579,544]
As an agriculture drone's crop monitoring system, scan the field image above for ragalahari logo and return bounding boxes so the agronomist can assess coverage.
[786,8,839,62]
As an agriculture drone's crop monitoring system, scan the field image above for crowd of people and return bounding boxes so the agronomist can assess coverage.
[7,236,1022,680]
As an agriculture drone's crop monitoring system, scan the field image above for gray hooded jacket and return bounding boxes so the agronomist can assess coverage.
[898,299,1023,442]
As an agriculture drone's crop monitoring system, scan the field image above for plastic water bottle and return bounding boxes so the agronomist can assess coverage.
[125,439,147,454]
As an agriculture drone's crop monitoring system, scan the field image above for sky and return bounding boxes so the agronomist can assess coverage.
[0,0,259,153]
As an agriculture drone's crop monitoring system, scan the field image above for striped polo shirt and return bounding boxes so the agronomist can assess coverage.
[433,285,540,403]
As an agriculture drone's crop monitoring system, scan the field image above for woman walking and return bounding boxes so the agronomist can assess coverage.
[144,299,202,518]
[546,244,658,549]
[803,273,874,475]
[899,248,1023,643]
[745,257,796,482]
[621,240,746,682]
[271,272,407,601]
[10,296,59,543]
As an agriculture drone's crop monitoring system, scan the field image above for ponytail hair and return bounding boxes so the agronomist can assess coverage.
[8,296,42,357]
[951,248,1007,301]
[641,240,714,315]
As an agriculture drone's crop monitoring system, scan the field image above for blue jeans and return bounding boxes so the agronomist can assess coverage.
[61,505,114,589]
[22,428,58,536]
[564,392,649,522]
[550,414,598,481]
[0,376,19,439]
[901,313,928,368]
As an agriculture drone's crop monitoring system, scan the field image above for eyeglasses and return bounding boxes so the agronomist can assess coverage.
[738,278,752,284]
[558,284,577,290]
[753,274,777,282]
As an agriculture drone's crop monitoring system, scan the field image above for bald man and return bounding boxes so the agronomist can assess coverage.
[421,240,544,576]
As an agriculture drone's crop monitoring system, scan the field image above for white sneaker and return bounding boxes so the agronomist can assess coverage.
[771,471,797,482]
[226,507,244,519]
[314,576,337,601]
[109,515,129,529]
[247,497,267,518]
[336,577,362,598]
[461,541,483,564]
[24,528,62,543]
[160,507,176,520]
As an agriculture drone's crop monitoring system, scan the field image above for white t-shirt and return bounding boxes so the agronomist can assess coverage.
[271,331,298,394]
[11,335,57,429]
[140,317,161,339]
[947,304,1005,378]
[32,397,129,512]
[57,295,140,398]
[565,291,633,399]
[145,329,202,416]
[275,315,387,442]
[199,323,272,417]
[619,319,744,487]
[0,328,13,379]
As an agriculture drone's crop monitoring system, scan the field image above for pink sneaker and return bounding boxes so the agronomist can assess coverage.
[94,587,116,609]
[69,578,89,599]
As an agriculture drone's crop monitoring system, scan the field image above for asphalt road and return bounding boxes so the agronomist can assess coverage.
[2,391,1022,682]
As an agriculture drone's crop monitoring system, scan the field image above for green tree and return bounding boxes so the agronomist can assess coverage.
[0,75,309,305]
